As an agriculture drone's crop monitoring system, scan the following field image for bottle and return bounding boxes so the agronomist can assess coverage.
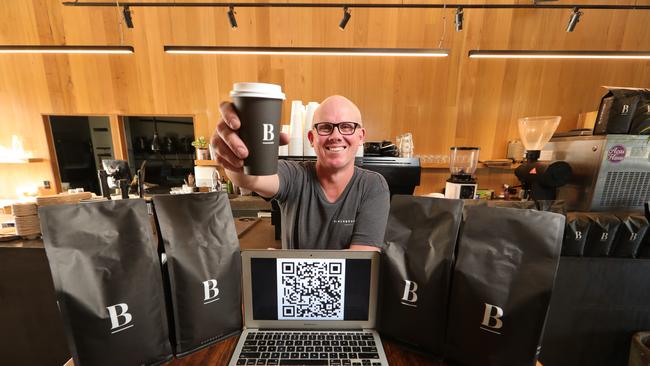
[221,177,229,193]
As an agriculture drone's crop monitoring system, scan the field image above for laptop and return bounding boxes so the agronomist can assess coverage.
[229,250,389,366]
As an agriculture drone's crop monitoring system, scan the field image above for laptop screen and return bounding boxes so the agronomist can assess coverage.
[250,257,372,322]
[244,250,378,326]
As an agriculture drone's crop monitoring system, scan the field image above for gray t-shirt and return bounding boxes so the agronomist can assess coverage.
[273,160,390,250]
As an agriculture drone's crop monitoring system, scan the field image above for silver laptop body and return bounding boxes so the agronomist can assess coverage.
[228,250,389,366]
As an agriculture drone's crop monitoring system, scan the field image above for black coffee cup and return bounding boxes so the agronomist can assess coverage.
[230,82,285,175]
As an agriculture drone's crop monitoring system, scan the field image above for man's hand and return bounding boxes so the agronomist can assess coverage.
[210,101,289,198]
[211,102,289,172]
[211,102,248,172]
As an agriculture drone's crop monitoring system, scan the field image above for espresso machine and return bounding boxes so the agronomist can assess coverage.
[546,134,650,211]
[445,147,480,199]
[514,116,572,201]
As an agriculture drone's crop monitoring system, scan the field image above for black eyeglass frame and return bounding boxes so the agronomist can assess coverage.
[313,122,362,136]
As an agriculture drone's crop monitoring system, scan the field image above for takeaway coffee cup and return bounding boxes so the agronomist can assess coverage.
[230,82,285,175]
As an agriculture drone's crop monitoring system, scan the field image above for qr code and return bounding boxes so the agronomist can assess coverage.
[277,259,346,320]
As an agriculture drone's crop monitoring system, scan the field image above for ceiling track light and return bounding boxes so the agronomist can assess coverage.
[339,7,351,30]
[165,46,450,58]
[566,7,582,32]
[123,6,134,28]
[0,45,134,54]
[227,6,238,28]
[468,50,650,60]
[61,2,650,11]
[454,8,464,32]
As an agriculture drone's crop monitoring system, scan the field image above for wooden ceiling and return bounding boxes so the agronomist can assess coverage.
[1,0,649,197]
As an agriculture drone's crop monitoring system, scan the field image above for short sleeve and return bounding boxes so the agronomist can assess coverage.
[273,160,303,203]
[350,173,390,248]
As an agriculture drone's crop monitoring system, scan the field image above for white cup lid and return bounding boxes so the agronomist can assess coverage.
[230,82,286,100]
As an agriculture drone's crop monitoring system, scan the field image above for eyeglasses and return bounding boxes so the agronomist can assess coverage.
[313,122,361,136]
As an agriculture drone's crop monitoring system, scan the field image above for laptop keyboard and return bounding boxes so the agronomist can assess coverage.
[234,330,383,366]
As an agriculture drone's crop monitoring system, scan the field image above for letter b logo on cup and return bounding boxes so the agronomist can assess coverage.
[230,82,286,175]
[262,124,275,144]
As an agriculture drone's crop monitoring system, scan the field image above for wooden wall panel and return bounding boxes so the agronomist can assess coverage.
[1,0,650,198]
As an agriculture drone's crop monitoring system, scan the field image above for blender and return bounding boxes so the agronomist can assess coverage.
[445,147,480,199]
[514,116,572,201]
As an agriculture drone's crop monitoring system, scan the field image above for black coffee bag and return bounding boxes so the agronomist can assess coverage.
[0,247,70,365]
[562,212,591,257]
[487,200,536,209]
[539,257,650,366]
[641,203,650,258]
[594,87,642,135]
[152,192,243,357]
[379,195,463,356]
[39,199,173,366]
[583,213,621,257]
[445,205,565,366]
[536,200,567,216]
[611,214,649,258]
[629,91,650,135]
[640,236,650,258]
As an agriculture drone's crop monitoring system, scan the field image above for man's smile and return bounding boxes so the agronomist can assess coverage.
[325,146,347,152]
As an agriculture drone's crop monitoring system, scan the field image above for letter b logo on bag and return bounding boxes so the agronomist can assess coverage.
[203,279,220,304]
[262,124,274,144]
[481,303,504,333]
[400,280,418,307]
[107,303,133,334]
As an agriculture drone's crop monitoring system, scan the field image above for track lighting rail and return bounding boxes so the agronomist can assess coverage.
[62,2,650,10]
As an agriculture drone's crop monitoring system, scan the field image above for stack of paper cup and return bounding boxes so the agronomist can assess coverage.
[303,102,319,156]
[278,125,290,156]
[288,101,304,156]
[194,166,220,189]
[356,145,364,157]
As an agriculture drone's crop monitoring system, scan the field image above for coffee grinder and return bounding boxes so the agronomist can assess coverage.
[514,116,572,201]
[445,147,480,199]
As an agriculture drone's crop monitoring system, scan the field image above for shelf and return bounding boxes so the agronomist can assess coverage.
[134,157,194,161]
[194,159,517,169]
[134,152,194,156]
[421,163,449,169]
[0,157,44,164]
[421,162,520,170]
[195,160,222,167]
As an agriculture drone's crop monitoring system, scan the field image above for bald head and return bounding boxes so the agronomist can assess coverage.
[312,95,362,127]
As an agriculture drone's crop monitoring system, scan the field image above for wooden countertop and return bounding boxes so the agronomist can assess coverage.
[168,333,444,366]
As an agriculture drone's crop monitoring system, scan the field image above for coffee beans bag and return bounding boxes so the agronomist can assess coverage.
[611,214,649,258]
[39,199,173,366]
[379,196,463,356]
[639,235,650,258]
[641,203,650,258]
[594,87,642,134]
[152,192,242,357]
[562,212,591,257]
[629,91,650,135]
[584,213,621,257]
[536,200,567,216]
[445,205,565,366]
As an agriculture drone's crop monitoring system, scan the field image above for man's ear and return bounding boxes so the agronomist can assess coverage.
[307,129,314,146]
[358,127,366,144]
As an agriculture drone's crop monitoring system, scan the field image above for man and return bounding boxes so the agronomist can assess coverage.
[212,95,389,251]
